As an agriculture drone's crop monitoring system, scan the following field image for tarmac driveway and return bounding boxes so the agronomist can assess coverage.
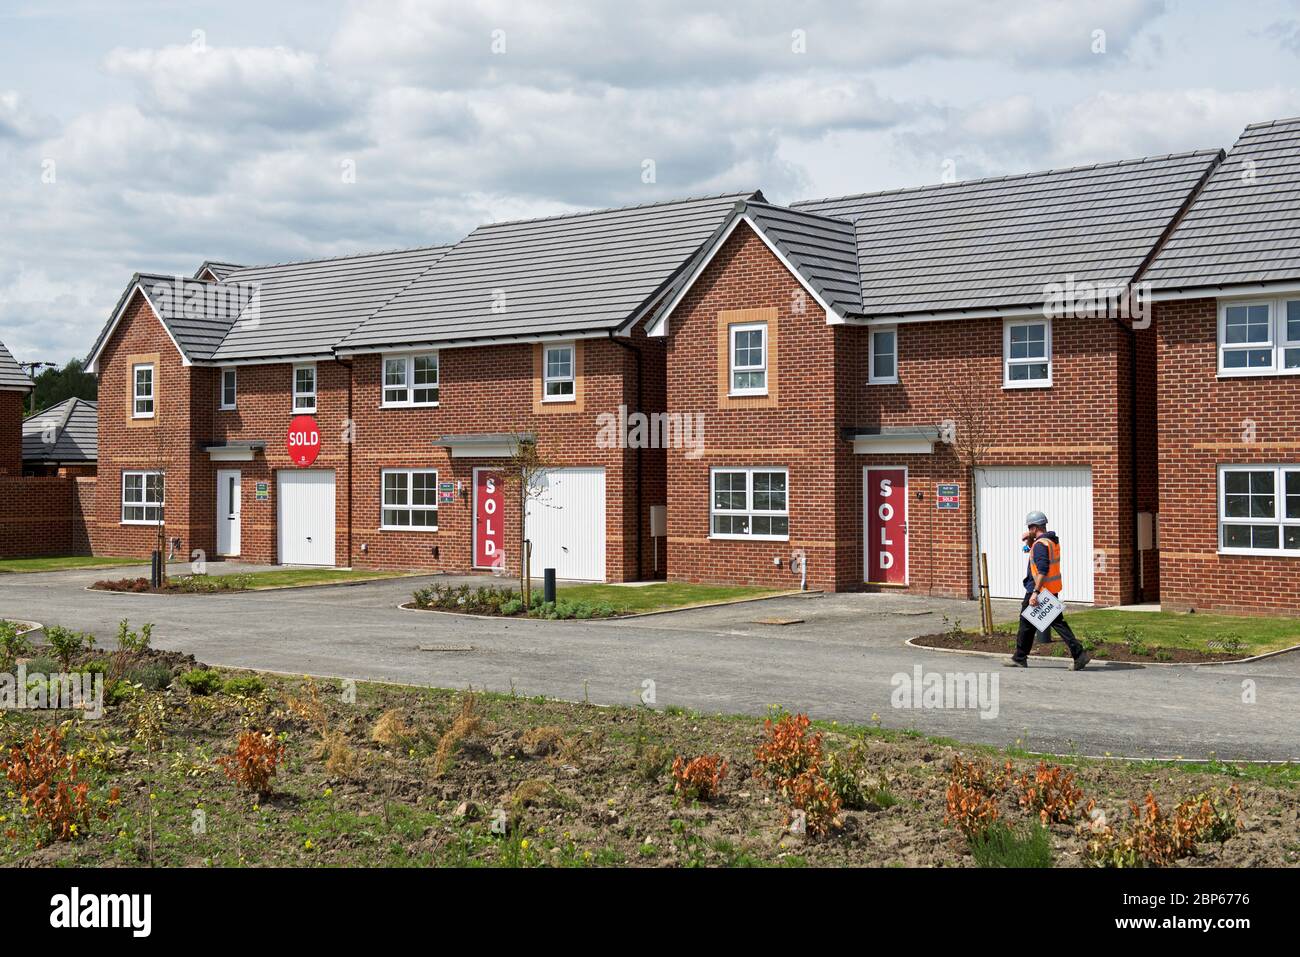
[2,564,1297,761]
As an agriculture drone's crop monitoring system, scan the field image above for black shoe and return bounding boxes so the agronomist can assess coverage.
[1004,658,1028,668]
[1072,652,1093,672]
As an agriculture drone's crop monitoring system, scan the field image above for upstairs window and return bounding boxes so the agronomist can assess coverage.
[1219,465,1300,554]
[220,367,237,409]
[730,322,767,395]
[869,327,898,384]
[293,363,316,413]
[543,343,575,400]
[133,363,155,418]
[1219,299,1300,375]
[1004,318,1051,387]
[383,353,439,406]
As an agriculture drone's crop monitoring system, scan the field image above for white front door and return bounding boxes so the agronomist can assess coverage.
[976,466,1095,602]
[216,469,241,556]
[277,470,336,566]
[525,467,606,581]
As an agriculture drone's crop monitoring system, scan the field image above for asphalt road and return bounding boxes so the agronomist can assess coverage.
[3,563,1296,761]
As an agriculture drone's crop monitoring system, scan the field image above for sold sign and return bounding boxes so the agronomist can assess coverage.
[286,415,321,466]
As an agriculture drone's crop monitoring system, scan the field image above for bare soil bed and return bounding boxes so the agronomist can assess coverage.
[1,649,1296,868]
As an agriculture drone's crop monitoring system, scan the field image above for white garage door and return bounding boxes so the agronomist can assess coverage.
[525,467,606,581]
[278,470,336,566]
[976,467,1094,602]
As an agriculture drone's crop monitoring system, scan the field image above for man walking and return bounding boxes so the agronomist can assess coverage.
[1005,511,1092,670]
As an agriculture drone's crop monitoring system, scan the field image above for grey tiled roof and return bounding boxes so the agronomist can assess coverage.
[194,261,245,281]
[210,245,452,361]
[339,192,761,351]
[22,397,97,462]
[1141,117,1300,291]
[0,340,35,390]
[794,150,1222,318]
[740,202,861,314]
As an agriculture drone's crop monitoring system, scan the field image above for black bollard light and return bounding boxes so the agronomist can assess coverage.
[543,568,557,604]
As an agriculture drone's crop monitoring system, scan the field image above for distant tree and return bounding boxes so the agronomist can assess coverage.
[30,359,97,414]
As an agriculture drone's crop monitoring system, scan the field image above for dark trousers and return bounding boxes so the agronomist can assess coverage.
[1014,594,1084,662]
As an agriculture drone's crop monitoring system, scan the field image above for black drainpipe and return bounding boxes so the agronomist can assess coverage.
[609,332,644,581]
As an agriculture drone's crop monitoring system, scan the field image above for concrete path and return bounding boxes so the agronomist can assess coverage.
[2,564,1296,761]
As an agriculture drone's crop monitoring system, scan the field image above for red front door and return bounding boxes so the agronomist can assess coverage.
[865,467,908,585]
[473,469,504,570]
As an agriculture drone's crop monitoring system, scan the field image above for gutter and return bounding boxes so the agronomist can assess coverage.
[338,355,355,567]
[608,330,645,581]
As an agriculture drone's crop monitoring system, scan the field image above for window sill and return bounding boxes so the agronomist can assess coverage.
[727,390,769,399]
[380,402,440,409]
[218,405,237,412]
[542,395,576,404]
[293,407,317,415]
[379,526,440,533]
[1216,369,1300,379]
[1002,380,1051,390]
[132,413,155,420]
[1217,547,1300,558]
[708,533,790,543]
[867,378,899,386]
[121,519,164,527]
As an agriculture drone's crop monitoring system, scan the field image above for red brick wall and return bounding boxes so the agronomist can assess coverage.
[92,291,660,580]
[0,476,84,558]
[1156,297,1300,615]
[662,221,1143,602]
[0,390,23,475]
[94,291,202,560]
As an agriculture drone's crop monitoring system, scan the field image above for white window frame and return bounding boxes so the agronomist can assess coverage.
[382,352,440,407]
[1217,298,1300,377]
[121,470,164,525]
[1218,464,1300,556]
[132,363,155,418]
[868,326,898,384]
[542,342,576,401]
[219,367,237,410]
[1003,317,1052,388]
[293,363,317,413]
[380,468,440,531]
[708,466,789,541]
[729,322,768,396]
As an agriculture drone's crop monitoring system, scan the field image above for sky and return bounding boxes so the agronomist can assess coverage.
[1,0,1298,363]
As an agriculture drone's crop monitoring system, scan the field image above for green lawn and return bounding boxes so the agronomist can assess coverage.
[231,568,417,590]
[995,609,1300,655]
[0,555,145,574]
[546,582,788,614]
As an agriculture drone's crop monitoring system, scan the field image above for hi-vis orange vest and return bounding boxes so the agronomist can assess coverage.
[1034,538,1063,594]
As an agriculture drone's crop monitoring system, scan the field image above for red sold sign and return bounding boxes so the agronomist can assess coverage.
[286,415,321,466]
[866,467,908,585]
[474,469,504,570]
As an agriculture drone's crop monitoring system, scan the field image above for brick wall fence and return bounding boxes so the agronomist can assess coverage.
[0,475,94,558]
[0,391,23,475]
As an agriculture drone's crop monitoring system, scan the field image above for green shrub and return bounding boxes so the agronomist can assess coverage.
[0,620,33,670]
[125,663,172,692]
[968,821,1054,868]
[44,625,95,672]
[105,680,136,706]
[179,668,223,695]
[500,598,524,616]
[222,675,265,697]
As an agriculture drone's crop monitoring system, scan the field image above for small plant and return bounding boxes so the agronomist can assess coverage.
[969,821,1054,868]
[125,691,169,754]
[788,769,842,836]
[637,743,674,782]
[124,663,172,692]
[222,675,265,697]
[2,725,116,846]
[0,620,32,671]
[433,691,482,775]
[180,669,222,695]
[217,730,286,797]
[1080,786,1242,868]
[753,712,823,794]
[671,754,728,801]
[1207,633,1245,656]
[1120,626,1150,658]
[944,756,1011,837]
[44,626,95,673]
[1015,761,1085,825]
[110,619,153,680]
[371,709,414,747]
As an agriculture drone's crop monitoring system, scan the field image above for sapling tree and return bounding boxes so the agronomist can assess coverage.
[941,358,998,635]
[500,433,555,608]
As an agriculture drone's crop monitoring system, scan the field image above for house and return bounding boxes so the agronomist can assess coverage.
[22,397,98,476]
[645,151,1225,603]
[84,193,757,579]
[0,340,35,475]
[1141,117,1300,615]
